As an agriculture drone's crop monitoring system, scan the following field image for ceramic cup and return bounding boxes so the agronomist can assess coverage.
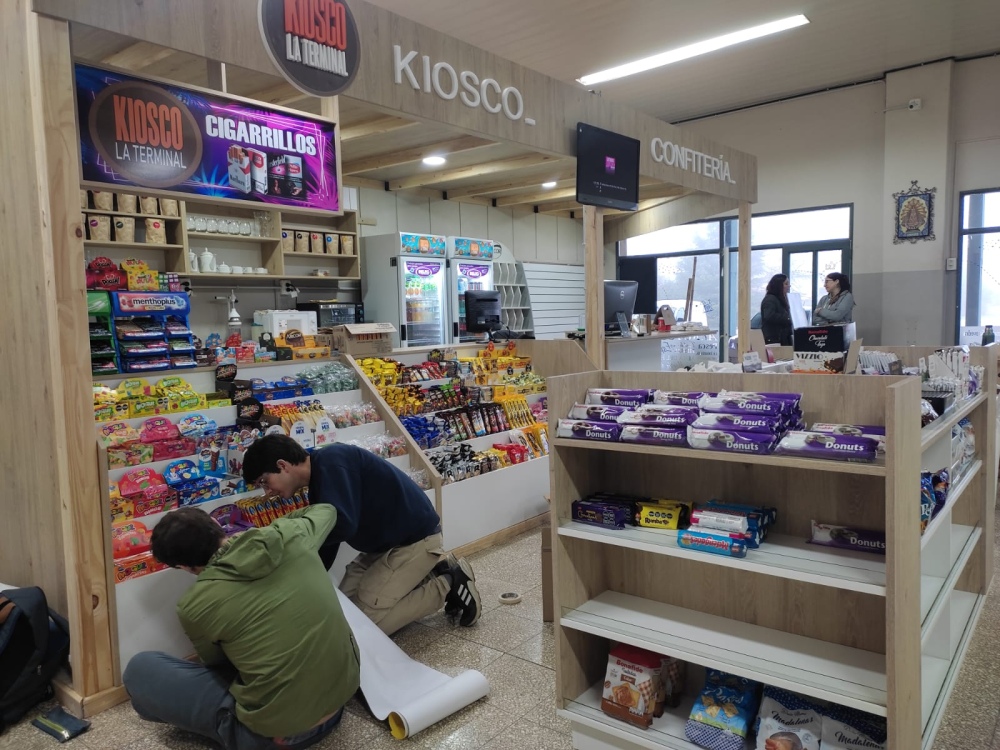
[231,266,244,274]
[217,263,231,274]
[256,267,268,274]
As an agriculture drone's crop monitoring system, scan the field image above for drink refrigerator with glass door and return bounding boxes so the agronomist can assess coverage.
[447,236,496,343]
[361,232,449,348]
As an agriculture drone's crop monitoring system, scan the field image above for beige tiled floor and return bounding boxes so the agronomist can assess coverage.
[3,523,1000,749]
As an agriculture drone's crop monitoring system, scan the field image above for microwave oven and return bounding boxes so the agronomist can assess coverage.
[296,301,365,327]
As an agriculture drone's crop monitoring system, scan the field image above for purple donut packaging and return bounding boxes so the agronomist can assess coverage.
[691,412,784,435]
[686,426,777,455]
[810,422,886,452]
[775,431,879,462]
[618,405,700,427]
[585,388,652,409]
[653,390,713,407]
[567,403,633,421]
[556,418,622,443]
[699,394,788,418]
[809,520,886,555]
[619,425,689,447]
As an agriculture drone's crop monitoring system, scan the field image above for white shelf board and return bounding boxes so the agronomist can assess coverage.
[559,682,748,750]
[922,592,984,745]
[557,522,887,595]
[921,524,980,629]
[386,454,410,471]
[334,421,386,443]
[921,459,981,550]
[920,393,986,450]
[560,590,887,715]
[551,438,887,476]
[100,404,237,432]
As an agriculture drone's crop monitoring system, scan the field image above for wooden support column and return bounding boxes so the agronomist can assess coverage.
[584,205,606,369]
[36,13,122,713]
[320,97,345,211]
[737,200,751,357]
[206,60,227,92]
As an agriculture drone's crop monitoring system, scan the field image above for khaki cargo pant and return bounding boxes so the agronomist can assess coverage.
[340,533,450,636]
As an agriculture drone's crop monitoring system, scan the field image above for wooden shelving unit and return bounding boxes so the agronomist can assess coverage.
[547,350,996,750]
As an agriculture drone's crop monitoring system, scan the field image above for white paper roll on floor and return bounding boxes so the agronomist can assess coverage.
[387,670,490,739]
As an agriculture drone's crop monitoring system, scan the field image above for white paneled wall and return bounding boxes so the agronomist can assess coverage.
[522,263,586,339]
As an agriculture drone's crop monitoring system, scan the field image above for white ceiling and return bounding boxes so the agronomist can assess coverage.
[366,0,1000,123]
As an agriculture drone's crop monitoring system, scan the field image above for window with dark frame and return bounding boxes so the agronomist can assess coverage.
[957,189,1000,338]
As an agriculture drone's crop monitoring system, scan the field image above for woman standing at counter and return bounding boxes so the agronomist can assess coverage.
[814,272,855,325]
[760,274,793,345]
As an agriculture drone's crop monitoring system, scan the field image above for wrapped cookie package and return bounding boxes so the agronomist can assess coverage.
[775,431,879,463]
[600,643,685,729]
[686,670,761,750]
[585,387,654,409]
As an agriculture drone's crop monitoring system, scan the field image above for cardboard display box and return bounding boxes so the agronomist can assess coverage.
[326,323,396,356]
[793,322,856,352]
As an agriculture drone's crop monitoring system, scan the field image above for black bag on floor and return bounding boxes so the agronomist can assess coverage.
[0,587,70,733]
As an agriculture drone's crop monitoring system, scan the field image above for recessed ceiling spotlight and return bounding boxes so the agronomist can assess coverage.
[577,14,809,86]
[541,181,558,188]
[422,156,447,166]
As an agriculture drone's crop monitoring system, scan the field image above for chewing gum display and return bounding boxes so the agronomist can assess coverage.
[692,413,784,434]
[571,499,629,530]
[617,405,700,427]
[809,521,885,555]
[585,388,653,409]
[687,427,777,455]
[619,425,688,447]
[678,529,748,558]
[775,431,879,462]
[567,403,632,421]
[557,418,622,442]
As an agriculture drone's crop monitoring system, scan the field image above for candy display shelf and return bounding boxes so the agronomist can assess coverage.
[547,351,997,750]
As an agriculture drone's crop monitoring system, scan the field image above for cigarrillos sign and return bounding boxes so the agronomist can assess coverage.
[258,0,361,97]
[75,63,340,211]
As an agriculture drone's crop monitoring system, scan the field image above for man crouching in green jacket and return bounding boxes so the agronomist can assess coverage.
[123,504,360,750]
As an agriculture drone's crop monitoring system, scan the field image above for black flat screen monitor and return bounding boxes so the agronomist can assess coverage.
[576,122,640,212]
[604,280,638,332]
[465,289,502,333]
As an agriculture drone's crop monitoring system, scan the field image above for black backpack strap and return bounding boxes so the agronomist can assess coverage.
[2,589,50,655]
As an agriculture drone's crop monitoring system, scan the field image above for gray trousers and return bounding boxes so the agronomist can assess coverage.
[123,651,342,750]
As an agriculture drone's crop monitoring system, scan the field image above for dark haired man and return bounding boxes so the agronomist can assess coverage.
[122,505,359,750]
[242,435,480,635]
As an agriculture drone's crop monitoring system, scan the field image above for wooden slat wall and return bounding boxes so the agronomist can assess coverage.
[522,263,586,340]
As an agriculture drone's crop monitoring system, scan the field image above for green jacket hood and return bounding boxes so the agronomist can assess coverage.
[199,525,287,582]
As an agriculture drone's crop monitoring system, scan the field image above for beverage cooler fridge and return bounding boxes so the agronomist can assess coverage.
[362,232,449,348]
[447,236,496,343]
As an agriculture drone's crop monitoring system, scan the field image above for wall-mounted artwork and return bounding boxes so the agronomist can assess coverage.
[893,180,936,244]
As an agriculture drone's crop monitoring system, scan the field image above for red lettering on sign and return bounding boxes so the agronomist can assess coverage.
[145,101,161,147]
[109,95,184,149]
[113,95,131,142]
[284,0,346,50]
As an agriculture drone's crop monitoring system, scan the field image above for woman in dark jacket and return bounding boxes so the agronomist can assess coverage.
[760,274,793,345]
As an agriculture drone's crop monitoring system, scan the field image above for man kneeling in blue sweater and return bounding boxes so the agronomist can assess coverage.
[243,435,480,635]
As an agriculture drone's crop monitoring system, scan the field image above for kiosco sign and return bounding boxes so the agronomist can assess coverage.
[76,64,340,211]
[258,0,361,97]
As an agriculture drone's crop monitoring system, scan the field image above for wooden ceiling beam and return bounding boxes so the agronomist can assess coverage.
[639,184,688,200]
[390,154,563,192]
[495,186,578,208]
[340,116,419,141]
[536,199,582,214]
[343,136,494,175]
[100,41,175,70]
[443,165,574,200]
[237,80,311,107]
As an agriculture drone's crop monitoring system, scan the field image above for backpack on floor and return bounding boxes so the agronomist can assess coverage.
[0,587,70,733]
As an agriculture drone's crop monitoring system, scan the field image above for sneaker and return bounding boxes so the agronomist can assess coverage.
[446,558,481,627]
[436,553,462,617]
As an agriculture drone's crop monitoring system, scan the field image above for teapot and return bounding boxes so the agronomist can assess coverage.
[199,249,216,273]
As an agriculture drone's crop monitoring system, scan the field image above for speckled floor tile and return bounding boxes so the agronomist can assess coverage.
[417,608,459,630]
[412,632,505,677]
[412,701,515,749]
[76,701,156,750]
[310,711,392,749]
[480,654,556,716]
[391,621,448,655]
[522,692,573,736]
[118,732,211,750]
[454,607,544,652]
[466,573,520,615]
[506,585,546,623]
[0,719,66,750]
[507,624,556,669]
[479,719,572,750]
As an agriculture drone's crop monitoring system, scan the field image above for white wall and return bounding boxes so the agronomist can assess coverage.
[953,57,1000,207]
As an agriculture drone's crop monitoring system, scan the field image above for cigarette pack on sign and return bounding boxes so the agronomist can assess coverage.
[227,145,252,194]
[247,148,268,194]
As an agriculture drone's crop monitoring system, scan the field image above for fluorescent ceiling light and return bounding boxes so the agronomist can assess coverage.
[577,14,809,86]
[541,181,558,188]
[422,156,447,166]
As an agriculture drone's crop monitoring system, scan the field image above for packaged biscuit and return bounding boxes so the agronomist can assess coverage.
[686,670,761,747]
[754,686,823,750]
[601,643,663,728]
